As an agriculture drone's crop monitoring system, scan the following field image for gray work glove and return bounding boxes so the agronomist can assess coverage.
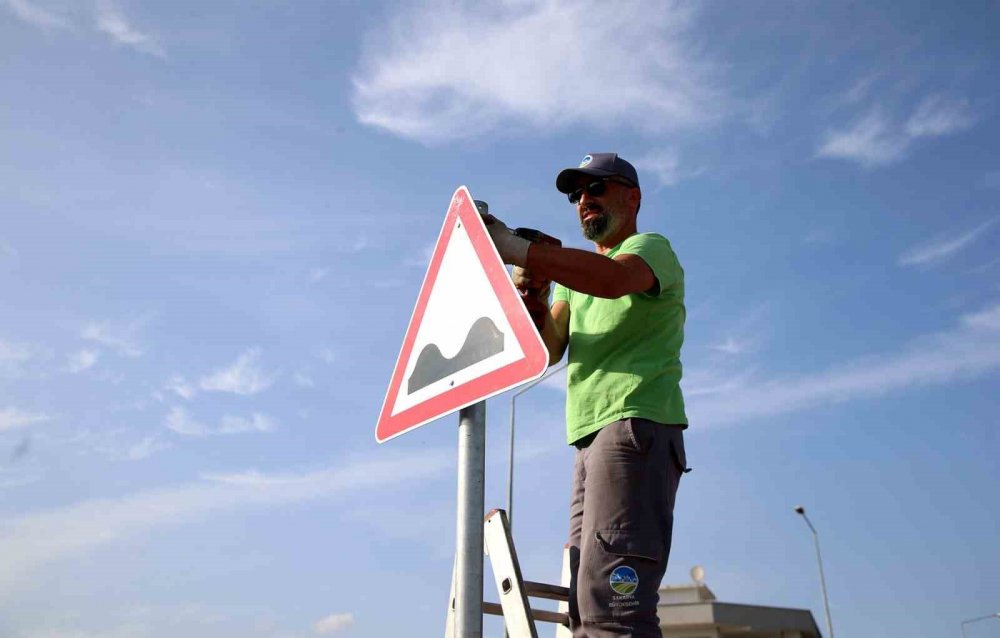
[481,213,530,267]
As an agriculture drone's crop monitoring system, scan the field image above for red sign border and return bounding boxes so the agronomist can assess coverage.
[375,186,548,443]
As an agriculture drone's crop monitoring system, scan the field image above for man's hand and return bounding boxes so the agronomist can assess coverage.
[513,266,551,332]
[481,213,530,267]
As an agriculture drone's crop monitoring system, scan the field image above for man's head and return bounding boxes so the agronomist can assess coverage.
[556,153,642,244]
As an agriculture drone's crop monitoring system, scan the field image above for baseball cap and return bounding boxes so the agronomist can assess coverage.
[556,153,640,193]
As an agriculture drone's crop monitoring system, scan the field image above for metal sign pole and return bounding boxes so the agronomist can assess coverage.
[455,401,486,637]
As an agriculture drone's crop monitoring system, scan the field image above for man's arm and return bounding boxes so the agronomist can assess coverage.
[542,300,570,366]
[526,243,656,299]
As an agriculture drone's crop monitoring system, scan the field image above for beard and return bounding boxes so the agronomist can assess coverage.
[580,207,617,242]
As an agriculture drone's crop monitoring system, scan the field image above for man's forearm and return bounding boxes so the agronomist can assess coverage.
[526,243,627,299]
[541,310,566,366]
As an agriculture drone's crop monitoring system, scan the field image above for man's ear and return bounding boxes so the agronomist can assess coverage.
[629,187,642,215]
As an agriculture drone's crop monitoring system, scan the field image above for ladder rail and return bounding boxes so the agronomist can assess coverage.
[446,509,572,638]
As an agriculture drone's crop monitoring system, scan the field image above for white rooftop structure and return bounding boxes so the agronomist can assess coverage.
[656,567,822,638]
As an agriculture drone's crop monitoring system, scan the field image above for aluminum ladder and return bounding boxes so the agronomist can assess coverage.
[445,509,572,638]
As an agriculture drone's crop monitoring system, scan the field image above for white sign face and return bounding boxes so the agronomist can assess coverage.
[375,186,548,443]
[391,217,525,416]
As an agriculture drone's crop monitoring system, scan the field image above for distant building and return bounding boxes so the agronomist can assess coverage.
[657,573,822,638]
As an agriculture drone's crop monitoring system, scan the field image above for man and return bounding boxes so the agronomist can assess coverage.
[485,153,688,637]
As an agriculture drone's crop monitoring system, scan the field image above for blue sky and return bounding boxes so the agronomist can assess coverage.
[2,1,998,636]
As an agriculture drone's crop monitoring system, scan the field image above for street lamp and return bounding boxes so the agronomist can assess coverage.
[961,612,1000,638]
[506,362,567,530]
[795,506,834,638]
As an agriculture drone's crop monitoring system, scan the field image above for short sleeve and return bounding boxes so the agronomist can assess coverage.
[552,282,570,304]
[616,233,682,295]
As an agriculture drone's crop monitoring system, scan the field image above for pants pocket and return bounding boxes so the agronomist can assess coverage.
[579,530,665,626]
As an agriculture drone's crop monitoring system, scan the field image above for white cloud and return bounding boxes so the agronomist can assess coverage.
[634,148,688,187]
[309,267,330,283]
[1,0,71,29]
[81,319,146,358]
[0,338,46,378]
[0,407,49,432]
[164,407,275,437]
[904,95,976,138]
[405,241,436,268]
[708,336,750,356]
[352,0,720,143]
[95,0,165,58]
[313,613,355,635]
[0,449,453,593]
[65,349,100,373]
[124,435,171,461]
[199,348,274,395]
[0,239,17,259]
[898,219,996,267]
[962,304,1000,330]
[164,375,197,400]
[686,303,1000,426]
[164,407,206,436]
[294,371,315,388]
[816,110,908,167]
[315,348,336,365]
[818,94,976,168]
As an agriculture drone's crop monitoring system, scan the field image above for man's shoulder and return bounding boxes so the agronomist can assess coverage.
[618,232,675,256]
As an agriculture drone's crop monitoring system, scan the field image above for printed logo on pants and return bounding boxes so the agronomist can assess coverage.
[609,566,638,595]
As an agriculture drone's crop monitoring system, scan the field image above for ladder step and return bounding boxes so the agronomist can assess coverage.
[524,581,569,602]
[483,602,570,626]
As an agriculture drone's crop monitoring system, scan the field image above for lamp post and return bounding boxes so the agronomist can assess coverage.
[506,362,567,530]
[795,506,834,638]
[961,613,1000,638]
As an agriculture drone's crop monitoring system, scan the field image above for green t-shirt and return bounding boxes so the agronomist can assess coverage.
[552,232,687,444]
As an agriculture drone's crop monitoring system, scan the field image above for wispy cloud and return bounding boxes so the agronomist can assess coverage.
[818,94,976,168]
[0,407,50,432]
[65,349,100,373]
[164,375,197,400]
[124,435,171,461]
[0,239,18,259]
[708,336,751,356]
[199,348,275,395]
[0,338,48,378]
[405,241,436,268]
[1,0,71,30]
[962,304,1000,330]
[309,267,330,283]
[0,449,452,593]
[294,371,315,388]
[703,304,768,358]
[95,0,165,58]
[898,219,996,267]
[904,94,976,138]
[352,0,720,143]
[81,318,146,358]
[686,303,1000,426]
[164,407,275,437]
[313,612,355,634]
[816,110,908,167]
[92,432,173,462]
[634,148,694,187]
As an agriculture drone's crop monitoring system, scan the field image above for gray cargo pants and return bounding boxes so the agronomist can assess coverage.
[567,418,687,638]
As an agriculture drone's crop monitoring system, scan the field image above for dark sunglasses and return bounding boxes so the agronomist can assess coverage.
[567,178,634,204]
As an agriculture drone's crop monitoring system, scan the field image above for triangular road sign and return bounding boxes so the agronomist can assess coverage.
[375,186,549,443]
